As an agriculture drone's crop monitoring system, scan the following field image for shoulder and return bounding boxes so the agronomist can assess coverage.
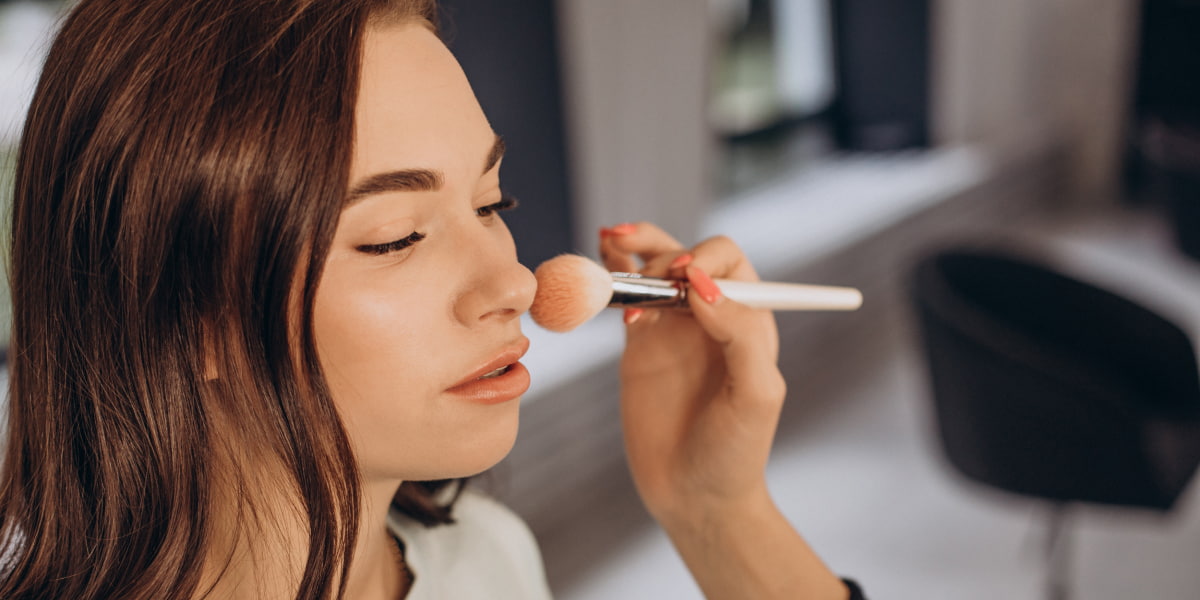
[389,489,551,600]
[441,490,547,577]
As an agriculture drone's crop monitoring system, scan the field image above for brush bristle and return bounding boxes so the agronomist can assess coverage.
[530,254,613,332]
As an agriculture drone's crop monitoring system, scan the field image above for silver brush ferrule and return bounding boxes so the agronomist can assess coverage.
[609,273,687,307]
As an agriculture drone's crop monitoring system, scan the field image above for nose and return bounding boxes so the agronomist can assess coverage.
[453,233,537,326]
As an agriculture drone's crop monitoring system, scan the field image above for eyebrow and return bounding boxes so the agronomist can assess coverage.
[345,134,506,205]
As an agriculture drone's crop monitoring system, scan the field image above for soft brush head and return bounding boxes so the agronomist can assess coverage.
[530,254,613,332]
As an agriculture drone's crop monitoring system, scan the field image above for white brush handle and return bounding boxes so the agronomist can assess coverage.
[714,279,862,311]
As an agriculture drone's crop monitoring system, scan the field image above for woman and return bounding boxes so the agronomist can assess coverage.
[1,0,860,598]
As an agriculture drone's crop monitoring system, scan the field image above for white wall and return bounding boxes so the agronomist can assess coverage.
[934,0,1141,199]
[555,0,718,250]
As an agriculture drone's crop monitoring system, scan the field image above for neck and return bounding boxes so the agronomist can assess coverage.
[342,478,411,600]
[195,444,407,599]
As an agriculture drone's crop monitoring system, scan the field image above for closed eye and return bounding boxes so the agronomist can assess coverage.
[354,196,516,257]
[476,195,519,218]
[356,231,426,256]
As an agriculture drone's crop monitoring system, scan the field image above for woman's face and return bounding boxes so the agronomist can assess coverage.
[314,22,536,482]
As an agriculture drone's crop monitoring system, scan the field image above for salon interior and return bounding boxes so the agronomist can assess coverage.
[4,0,1200,598]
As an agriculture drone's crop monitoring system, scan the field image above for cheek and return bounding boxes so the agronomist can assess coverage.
[314,270,445,408]
[312,268,519,480]
[313,272,447,463]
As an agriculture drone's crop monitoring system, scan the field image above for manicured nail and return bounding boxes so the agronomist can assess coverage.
[687,266,722,304]
[669,253,694,270]
[599,227,612,239]
[624,308,644,325]
[610,223,637,235]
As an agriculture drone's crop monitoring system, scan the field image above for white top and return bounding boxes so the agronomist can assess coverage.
[387,491,553,600]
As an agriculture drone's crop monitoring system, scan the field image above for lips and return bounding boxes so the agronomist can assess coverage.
[478,364,512,379]
[445,337,532,404]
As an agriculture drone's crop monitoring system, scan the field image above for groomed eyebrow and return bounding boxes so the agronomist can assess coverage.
[345,134,505,205]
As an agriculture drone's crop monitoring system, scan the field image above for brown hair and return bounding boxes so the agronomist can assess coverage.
[0,0,452,598]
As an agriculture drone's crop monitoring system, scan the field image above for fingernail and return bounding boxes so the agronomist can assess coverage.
[687,266,722,304]
[599,227,612,239]
[610,223,637,236]
[624,308,644,325]
[669,253,694,270]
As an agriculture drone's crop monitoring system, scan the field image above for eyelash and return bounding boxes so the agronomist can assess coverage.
[476,195,519,217]
[356,231,426,256]
[355,195,519,256]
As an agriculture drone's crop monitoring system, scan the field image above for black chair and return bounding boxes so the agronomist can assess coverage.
[911,248,1200,600]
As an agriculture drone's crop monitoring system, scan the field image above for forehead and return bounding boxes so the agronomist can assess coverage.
[353,23,492,183]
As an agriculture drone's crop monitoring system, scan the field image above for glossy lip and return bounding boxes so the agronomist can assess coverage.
[445,337,532,404]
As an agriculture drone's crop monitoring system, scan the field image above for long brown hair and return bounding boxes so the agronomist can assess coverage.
[0,0,451,598]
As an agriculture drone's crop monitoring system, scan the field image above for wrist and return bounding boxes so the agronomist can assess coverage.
[656,486,847,600]
[654,482,774,537]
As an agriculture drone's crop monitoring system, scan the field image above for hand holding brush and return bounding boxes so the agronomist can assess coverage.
[540,222,852,600]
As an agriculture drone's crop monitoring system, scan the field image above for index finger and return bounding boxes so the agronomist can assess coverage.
[672,235,759,283]
[603,222,686,266]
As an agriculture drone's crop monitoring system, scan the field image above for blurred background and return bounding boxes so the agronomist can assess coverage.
[4,0,1200,598]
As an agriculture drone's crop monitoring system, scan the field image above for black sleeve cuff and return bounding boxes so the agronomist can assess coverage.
[842,578,867,600]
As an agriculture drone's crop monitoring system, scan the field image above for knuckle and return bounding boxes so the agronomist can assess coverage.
[632,221,664,241]
[761,370,787,404]
[737,370,787,415]
[692,235,750,277]
[702,234,740,254]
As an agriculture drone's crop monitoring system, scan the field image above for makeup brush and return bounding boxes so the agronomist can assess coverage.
[530,254,862,332]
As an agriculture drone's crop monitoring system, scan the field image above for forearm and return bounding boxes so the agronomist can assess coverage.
[660,491,848,600]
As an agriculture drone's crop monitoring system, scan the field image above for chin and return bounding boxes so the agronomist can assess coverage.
[449,411,521,477]
[393,406,521,481]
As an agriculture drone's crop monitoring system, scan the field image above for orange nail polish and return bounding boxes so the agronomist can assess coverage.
[687,267,722,304]
[599,227,612,239]
[669,253,694,270]
[624,308,644,325]
[610,223,637,235]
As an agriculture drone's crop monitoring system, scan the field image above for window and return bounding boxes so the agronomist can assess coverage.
[711,0,836,197]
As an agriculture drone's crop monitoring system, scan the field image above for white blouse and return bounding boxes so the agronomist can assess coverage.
[388,490,553,599]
